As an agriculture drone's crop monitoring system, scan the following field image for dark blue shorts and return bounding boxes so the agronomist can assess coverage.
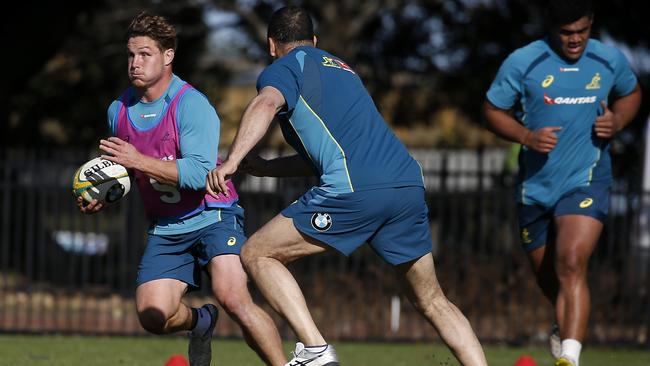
[136,205,247,290]
[282,186,433,265]
[518,182,610,252]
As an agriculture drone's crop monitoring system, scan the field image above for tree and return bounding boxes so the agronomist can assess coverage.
[1,0,211,149]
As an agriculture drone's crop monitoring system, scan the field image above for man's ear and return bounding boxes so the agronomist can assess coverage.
[164,48,175,66]
[268,38,277,58]
[313,35,318,47]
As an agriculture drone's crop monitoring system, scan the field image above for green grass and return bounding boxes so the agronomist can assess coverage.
[0,335,648,366]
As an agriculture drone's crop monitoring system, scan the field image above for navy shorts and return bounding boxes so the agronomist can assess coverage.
[518,182,610,252]
[282,186,433,265]
[136,205,247,290]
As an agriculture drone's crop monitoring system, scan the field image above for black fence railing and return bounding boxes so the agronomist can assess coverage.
[1,147,648,347]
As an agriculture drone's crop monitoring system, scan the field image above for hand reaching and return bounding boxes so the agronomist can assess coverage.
[206,159,238,198]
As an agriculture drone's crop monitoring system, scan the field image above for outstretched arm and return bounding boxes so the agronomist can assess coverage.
[207,86,286,196]
[241,153,317,177]
[227,86,286,166]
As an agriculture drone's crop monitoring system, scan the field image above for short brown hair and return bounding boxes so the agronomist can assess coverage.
[126,11,177,51]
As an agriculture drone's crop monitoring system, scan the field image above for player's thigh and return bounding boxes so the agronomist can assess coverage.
[136,278,188,316]
[138,231,202,290]
[370,187,432,265]
[518,203,555,254]
[196,206,247,268]
[554,214,602,270]
[394,252,444,305]
[553,184,607,268]
[527,243,556,277]
[280,187,388,260]
[205,254,252,304]
[244,213,329,263]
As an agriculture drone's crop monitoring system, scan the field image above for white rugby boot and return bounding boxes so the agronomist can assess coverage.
[284,342,340,366]
[549,323,562,359]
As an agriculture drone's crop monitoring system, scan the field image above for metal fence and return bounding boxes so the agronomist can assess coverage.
[1,147,649,347]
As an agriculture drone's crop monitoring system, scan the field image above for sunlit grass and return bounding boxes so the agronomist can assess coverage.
[0,335,648,366]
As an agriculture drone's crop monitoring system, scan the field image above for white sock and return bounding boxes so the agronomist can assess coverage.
[190,306,212,336]
[305,344,328,353]
[561,339,582,366]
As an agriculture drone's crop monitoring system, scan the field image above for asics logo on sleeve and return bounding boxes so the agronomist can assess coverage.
[579,198,594,208]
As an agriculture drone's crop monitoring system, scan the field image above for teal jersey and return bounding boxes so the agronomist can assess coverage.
[107,75,222,234]
[486,39,637,207]
[257,46,424,194]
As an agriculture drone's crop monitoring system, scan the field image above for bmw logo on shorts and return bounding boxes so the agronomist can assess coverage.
[311,213,332,232]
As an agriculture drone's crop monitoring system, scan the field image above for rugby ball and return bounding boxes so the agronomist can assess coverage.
[72,157,130,204]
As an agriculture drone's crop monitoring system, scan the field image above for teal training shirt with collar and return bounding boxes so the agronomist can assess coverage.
[256,46,424,194]
[486,38,637,207]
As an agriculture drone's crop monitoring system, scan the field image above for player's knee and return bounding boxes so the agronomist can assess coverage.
[240,241,264,270]
[240,244,254,269]
[137,306,170,335]
[556,255,588,280]
[218,292,250,322]
[411,287,446,315]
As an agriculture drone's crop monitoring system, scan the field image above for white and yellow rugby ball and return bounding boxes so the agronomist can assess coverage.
[72,157,130,204]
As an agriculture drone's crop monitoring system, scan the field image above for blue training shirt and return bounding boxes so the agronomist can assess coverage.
[108,74,222,234]
[486,38,637,207]
[257,46,424,193]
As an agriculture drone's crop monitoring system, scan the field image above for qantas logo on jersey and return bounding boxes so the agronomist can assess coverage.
[322,56,356,74]
[543,93,597,105]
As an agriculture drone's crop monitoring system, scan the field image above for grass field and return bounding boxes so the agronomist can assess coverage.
[0,335,649,366]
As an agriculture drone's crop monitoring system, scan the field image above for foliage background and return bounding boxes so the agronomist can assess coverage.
[2,0,648,181]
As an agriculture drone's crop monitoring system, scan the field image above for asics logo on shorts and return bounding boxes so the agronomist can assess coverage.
[311,213,332,232]
[579,198,594,208]
[227,237,237,246]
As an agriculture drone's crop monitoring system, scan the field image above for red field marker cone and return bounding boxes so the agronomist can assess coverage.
[164,354,189,366]
[513,355,537,366]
